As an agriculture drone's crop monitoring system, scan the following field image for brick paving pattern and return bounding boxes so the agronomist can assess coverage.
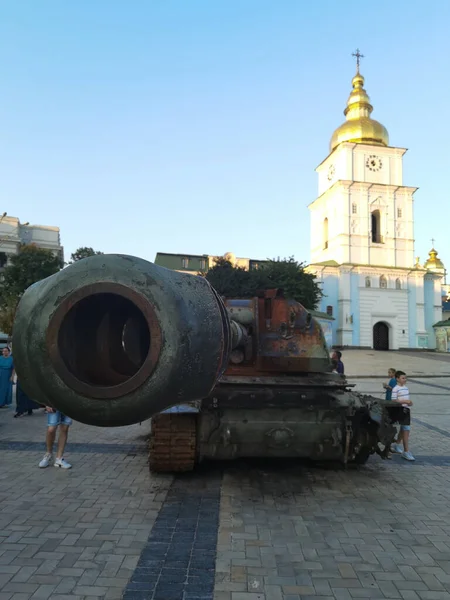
[0,350,449,600]
[0,409,172,600]
[123,471,221,600]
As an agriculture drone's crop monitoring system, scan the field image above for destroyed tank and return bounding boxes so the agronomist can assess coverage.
[12,254,396,472]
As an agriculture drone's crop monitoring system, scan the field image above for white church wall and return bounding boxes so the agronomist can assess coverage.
[359,287,409,349]
[406,278,418,348]
[315,271,339,342]
[350,272,360,345]
[424,277,435,348]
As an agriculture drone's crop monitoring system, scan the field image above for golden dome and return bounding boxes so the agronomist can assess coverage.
[330,70,389,152]
[424,248,445,272]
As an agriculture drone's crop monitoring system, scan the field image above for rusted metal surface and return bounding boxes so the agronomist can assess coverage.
[149,413,197,472]
[223,290,330,377]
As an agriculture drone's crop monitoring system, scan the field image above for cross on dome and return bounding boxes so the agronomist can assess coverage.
[351,48,364,71]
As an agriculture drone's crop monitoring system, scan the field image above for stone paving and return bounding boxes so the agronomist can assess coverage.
[0,350,449,600]
[0,410,173,600]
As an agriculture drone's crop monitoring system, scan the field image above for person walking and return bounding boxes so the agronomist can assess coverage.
[38,407,72,469]
[0,347,15,408]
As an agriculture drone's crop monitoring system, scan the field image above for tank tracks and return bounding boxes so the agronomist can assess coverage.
[149,412,197,472]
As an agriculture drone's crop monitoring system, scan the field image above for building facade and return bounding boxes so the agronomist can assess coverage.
[0,214,63,268]
[0,213,63,342]
[154,251,267,275]
[306,61,444,350]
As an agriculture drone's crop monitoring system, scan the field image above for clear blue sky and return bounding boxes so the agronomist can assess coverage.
[2,1,449,269]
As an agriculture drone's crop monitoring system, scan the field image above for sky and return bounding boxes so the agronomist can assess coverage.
[2,0,450,269]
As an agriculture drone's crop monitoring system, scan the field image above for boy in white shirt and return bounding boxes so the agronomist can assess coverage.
[390,370,415,461]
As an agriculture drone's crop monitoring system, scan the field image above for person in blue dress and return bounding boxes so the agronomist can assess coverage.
[0,347,15,408]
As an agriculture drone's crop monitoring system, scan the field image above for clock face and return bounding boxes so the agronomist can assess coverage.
[327,164,335,181]
[366,155,383,172]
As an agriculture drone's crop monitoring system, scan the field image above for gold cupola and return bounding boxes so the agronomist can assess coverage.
[424,246,445,273]
[330,57,389,152]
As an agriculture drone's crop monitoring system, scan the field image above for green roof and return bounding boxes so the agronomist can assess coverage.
[433,319,450,328]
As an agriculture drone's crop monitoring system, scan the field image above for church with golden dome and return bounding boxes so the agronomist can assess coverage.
[306,51,446,350]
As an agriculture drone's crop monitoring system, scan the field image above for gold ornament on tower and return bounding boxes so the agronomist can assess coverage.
[330,49,389,152]
[423,240,445,272]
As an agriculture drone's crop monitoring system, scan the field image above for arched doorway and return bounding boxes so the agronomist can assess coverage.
[373,322,389,351]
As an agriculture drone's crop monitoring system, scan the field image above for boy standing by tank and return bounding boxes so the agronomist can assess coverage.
[389,370,415,461]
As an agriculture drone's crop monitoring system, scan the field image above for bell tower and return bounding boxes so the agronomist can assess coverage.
[309,51,417,270]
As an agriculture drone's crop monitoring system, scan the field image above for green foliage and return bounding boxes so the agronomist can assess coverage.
[0,244,62,335]
[0,294,19,338]
[203,256,323,309]
[69,247,103,263]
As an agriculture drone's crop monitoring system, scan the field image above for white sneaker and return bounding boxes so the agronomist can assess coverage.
[402,451,415,461]
[390,443,403,454]
[39,453,53,468]
[54,458,72,469]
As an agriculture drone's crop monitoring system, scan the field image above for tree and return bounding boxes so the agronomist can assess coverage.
[202,258,257,298]
[69,247,103,263]
[0,293,20,338]
[0,244,62,335]
[260,257,323,309]
[203,256,322,309]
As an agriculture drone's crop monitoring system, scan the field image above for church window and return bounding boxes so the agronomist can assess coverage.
[395,278,401,289]
[323,218,329,249]
[352,203,357,214]
[380,275,387,289]
[182,257,190,269]
[365,277,371,287]
[397,208,402,218]
[326,305,333,316]
[371,210,382,243]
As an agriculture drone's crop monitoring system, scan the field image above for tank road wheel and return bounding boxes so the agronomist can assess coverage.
[149,412,197,473]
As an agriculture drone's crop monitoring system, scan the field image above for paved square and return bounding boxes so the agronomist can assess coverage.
[1,350,449,600]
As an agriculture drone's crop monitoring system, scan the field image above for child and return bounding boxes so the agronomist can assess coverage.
[383,368,397,401]
[389,370,415,461]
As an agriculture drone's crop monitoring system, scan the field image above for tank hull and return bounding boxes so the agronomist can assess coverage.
[149,378,397,471]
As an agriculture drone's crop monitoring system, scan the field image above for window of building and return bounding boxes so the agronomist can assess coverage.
[395,278,401,290]
[380,275,387,289]
[371,210,382,243]
[326,305,333,316]
[182,257,189,269]
[199,259,206,270]
[323,218,328,249]
[397,208,402,218]
[352,203,357,214]
[365,276,371,288]
[0,253,7,268]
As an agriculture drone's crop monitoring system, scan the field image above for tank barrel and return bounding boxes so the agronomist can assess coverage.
[12,254,233,427]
